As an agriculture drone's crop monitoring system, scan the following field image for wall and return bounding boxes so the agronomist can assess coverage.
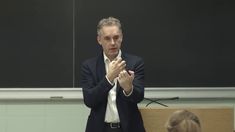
[0,100,88,132]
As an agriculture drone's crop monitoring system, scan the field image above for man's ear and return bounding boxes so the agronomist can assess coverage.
[97,36,102,45]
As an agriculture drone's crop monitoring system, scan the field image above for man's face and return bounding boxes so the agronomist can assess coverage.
[97,25,123,60]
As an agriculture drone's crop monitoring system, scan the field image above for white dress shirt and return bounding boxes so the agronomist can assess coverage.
[104,50,122,123]
[104,50,134,123]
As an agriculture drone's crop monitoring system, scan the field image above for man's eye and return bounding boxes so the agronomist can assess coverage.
[104,37,111,41]
[113,35,119,40]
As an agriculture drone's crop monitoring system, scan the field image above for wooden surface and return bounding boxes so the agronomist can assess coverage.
[139,107,234,132]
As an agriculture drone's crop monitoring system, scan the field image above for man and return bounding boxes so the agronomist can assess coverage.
[80,17,145,132]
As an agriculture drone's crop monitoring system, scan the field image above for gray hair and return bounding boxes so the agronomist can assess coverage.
[97,17,122,36]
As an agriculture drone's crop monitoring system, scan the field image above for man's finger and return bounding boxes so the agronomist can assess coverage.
[116,57,122,63]
[128,70,135,77]
[118,60,126,67]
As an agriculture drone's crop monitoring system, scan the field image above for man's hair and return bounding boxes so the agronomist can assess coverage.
[165,110,201,132]
[97,17,122,36]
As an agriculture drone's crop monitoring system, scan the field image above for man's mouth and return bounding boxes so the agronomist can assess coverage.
[110,48,117,51]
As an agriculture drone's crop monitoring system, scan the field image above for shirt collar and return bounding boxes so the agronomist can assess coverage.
[103,50,122,63]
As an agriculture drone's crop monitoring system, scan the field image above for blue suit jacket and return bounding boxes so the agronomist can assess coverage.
[80,52,145,132]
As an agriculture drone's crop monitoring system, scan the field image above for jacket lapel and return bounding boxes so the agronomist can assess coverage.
[96,53,106,83]
[121,52,131,71]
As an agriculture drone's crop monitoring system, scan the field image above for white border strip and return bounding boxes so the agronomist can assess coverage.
[0,87,234,100]
[0,88,81,100]
[144,87,235,99]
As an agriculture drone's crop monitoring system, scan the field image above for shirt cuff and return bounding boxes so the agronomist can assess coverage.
[105,75,114,86]
[123,86,133,96]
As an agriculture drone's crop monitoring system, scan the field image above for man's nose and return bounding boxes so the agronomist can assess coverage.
[110,39,115,45]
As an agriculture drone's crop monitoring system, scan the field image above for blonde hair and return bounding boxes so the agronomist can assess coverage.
[165,110,201,132]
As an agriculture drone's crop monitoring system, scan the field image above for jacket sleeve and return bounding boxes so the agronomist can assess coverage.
[80,61,113,109]
[120,58,144,104]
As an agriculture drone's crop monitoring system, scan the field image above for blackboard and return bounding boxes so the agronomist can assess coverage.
[1,0,235,88]
[0,0,74,87]
[75,0,235,87]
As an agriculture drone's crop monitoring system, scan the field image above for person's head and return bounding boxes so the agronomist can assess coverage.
[97,17,123,61]
[165,110,201,132]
